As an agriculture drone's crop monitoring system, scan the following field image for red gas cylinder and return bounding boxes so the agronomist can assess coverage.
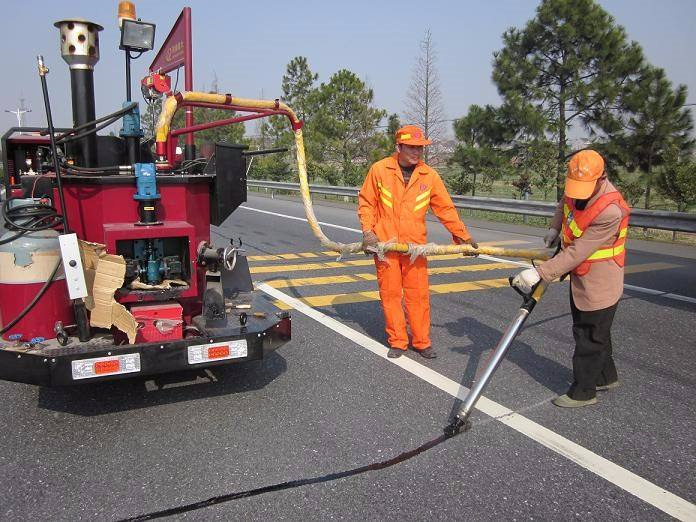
[0,230,74,342]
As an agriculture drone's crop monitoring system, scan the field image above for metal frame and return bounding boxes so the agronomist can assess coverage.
[0,312,290,387]
[247,180,696,233]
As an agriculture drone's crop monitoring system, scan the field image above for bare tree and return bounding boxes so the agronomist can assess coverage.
[404,29,446,164]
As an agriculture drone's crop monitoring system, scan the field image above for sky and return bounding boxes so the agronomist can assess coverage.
[1,0,694,139]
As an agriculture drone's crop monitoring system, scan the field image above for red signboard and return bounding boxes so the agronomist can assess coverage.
[149,7,195,155]
[149,8,189,74]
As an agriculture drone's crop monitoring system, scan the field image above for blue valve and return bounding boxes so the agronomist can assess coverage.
[8,334,22,341]
[30,337,46,345]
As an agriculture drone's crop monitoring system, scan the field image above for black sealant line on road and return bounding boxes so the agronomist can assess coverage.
[121,433,451,521]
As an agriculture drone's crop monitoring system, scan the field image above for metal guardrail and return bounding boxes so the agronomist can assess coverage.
[247,179,696,233]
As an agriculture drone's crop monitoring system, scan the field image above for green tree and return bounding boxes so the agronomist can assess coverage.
[368,113,401,164]
[306,69,386,186]
[658,146,696,213]
[254,57,319,181]
[281,56,319,121]
[523,139,559,200]
[602,67,694,209]
[492,0,644,199]
[449,105,512,196]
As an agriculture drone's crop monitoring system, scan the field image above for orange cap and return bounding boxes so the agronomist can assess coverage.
[395,125,431,146]
[118,1,137,27]
[565,150,605,199]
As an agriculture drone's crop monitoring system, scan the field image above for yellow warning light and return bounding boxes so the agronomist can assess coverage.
[118,1,137,27]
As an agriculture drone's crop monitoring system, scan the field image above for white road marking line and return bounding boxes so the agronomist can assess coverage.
[239,205,362,233]
[256,282,696,521]
[240,205,696,306]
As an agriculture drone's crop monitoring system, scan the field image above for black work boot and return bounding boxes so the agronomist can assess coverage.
[417,347,437,359]
[388,348,405,358]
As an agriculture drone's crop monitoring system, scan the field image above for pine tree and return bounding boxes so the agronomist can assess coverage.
[307,70,386,186]
[602,67,694,209]
[492,0,644,199]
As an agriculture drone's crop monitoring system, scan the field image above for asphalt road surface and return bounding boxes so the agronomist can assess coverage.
[1,192,694,521]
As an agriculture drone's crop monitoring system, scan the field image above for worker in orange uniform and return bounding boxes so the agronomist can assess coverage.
[358,125,478,359]
[513,150,629,407]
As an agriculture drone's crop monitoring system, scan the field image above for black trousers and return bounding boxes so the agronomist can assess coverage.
[568,292,619,400]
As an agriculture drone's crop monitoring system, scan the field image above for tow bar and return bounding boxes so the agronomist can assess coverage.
[444,276,549,438]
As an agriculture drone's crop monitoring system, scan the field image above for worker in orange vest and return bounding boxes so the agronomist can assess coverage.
[513,150,630,407]
[358,125,478,359]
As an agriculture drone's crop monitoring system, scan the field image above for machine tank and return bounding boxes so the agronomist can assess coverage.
[0,199,73,340]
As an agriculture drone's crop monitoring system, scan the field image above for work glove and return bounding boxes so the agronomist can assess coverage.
[454,235,479,255]
[512,268,541,294]
[543,228,560,248]
[362,230,379,255]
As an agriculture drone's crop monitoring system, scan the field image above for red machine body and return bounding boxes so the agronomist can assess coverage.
[131,301,183,343]
[0,279,73,340]
[0,5,291,386]
[59,177,211,315]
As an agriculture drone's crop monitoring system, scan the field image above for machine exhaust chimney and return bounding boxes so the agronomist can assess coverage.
[54,19,103,168]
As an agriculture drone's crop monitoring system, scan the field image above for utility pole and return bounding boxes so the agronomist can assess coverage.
[4,98,32,128]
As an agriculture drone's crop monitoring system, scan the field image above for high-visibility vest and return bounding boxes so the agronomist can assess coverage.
[561,191,630,276]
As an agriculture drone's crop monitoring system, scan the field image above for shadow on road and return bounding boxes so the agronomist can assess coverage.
[36,352,288,416]
[442,316,571,418]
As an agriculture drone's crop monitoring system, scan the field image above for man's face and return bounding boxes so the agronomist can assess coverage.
[397,144,424,167]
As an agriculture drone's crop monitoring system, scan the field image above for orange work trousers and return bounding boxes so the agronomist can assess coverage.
[374,252,430,350]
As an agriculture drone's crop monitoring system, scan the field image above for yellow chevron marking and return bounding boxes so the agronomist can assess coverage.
[250,253,525,274]
[413,198,430,212]
[272,277,511,310]
[278,253,300,259]
[265,262,520,289]
[624,262,680,274]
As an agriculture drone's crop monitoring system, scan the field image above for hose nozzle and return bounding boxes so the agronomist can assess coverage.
[444,415,471,438]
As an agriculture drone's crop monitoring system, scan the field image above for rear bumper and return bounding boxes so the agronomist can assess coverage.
[0,312,290,387]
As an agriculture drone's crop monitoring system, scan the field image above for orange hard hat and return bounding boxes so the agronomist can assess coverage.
[565,150,605,199]
[395,125,431,146]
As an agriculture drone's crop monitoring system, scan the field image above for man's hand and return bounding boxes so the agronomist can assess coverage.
[362,230,379,254]
[544,228,560,248]
[454,235,479,254]
[512,268,541,294]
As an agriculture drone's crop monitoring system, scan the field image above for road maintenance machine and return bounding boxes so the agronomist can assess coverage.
[0,3,291,386]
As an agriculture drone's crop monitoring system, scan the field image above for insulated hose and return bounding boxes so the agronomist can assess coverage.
[155,93,551,262]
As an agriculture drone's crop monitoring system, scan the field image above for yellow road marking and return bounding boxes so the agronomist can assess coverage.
[265,262,520,288]
[250,255,521,274]
[272,277,511,309]
[624,262,680,274]
[247,240,530,262]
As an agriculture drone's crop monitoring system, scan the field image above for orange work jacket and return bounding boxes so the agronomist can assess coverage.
[358,154,471,244]
[561,191,630,276]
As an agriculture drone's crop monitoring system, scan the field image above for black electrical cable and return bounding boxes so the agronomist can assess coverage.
[54,102,138,142]
[57,114,124,145]
[0,257,62,335]
[1,198,62,234]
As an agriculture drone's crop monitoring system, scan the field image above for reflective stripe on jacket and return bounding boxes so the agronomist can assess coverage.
[358,154,470,244]
[561,191,630,276]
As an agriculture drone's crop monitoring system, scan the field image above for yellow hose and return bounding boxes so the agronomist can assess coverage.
[156,92,552,262]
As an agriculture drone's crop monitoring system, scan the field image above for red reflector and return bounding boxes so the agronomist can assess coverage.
[208,345,230,359]
[94,359,121,374]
